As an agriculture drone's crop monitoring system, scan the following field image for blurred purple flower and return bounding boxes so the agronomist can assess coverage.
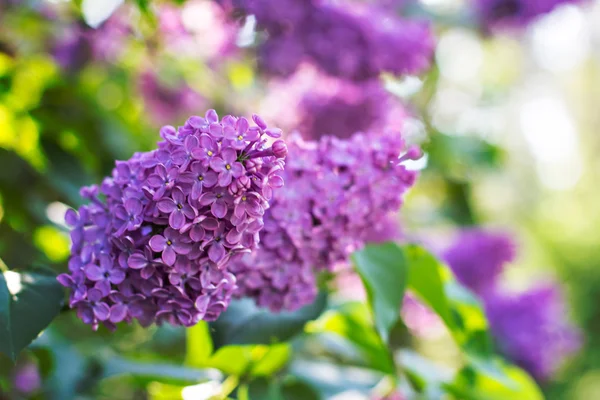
[12,362,41,395]
[443,229,516,295]
[475,0,583,31]
[485,285,582,381]
[221,0,435,81]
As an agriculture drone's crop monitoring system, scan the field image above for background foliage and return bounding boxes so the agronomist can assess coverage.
[0,0,599,399]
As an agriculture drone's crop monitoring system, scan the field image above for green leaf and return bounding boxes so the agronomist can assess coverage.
[403,245,543,394]
[404,245,490,351]
[185,322,213,368]
[210,292,327,348]
[0,272,13,360]
[186,321,291,377]
[102,354,222,383]
[0,270,64,361]
[404,245,454,330]
[247,376,321,400]
[308,303,395,374]
[445,360,544,400]
[351,242,408,344]
[250,344,292,376]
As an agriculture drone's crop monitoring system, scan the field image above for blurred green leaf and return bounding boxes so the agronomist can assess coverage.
[0,270,63,361]
[206,344,291,377]
[187,323,291,377]
[249,344,291,377]
[403,245,543,394]
[445,361,544,400]
[404,245,454,330]
[210,292,327,348]
[308,303,395,374]
[185,322,213,368]
[404,245,490,352]
[427,133,504,179]
[247,376,321,400]
[352,242,408,344]
[102,354,221,383]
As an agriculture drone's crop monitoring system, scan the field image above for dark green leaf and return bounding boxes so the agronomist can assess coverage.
[248,376,321,400]
[0,270,64,361]
[0,272,13,360]
[102,354,222,383]
[352,242,408,343]
[210,292,327,348]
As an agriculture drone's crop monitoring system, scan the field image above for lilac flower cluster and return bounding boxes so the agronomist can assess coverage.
[259,65,407,141]
[442,229,516,295]
[58,110,287,330]
[475,0,582,31]
[219,0,434,81]
[485,286,581,381]
[443,229,581,380]
[230,132,420,312]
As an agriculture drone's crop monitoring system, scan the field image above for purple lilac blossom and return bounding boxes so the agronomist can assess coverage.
[259,65,407,140]
[58,110,287,330]
[230,131,420,312]
[220,0,435,81]
[484,285,581,381]
[475,0,582,31]
[442,229,516,295]
[138,70,206,127]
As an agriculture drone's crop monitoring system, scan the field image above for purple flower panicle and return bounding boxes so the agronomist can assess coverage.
[443,229,516,295]
[58,110,287,330]
[476,0,582,31]
[485,285,581,381]
[221,0,435,81]
[231,131,420,312]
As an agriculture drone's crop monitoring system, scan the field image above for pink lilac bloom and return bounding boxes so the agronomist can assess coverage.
[219,0,435,81]
[442,229,516,296]
[259,65,408,140]
[138,70,206,127]
[475,0,583,31]
[230,131,420,312]
[484,285,581,381]
[58,110,287,330]
[159,1,237,61]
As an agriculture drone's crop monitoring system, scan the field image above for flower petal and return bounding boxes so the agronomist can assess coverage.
[109,304,128,323]
[149,235,167,252]
[163,246,176,266]
[169,211,186,230]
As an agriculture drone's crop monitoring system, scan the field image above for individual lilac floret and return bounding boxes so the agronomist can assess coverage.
[230,132,420,312]
[484,285,581,381]
[475,0,583,31]
[58,110,287,330]
[442,229,516,295]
